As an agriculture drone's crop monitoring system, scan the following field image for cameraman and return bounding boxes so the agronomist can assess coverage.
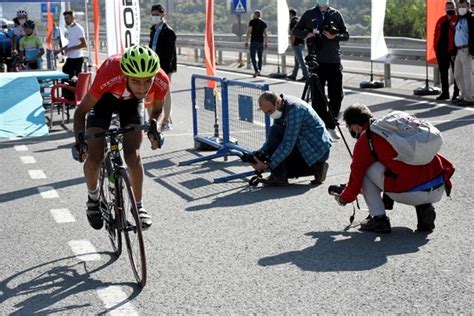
[292,0,349,141]
[248,91,332,186]
[332,104,455,234]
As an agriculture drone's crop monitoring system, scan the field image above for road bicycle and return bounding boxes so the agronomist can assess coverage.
[84,124,151,287]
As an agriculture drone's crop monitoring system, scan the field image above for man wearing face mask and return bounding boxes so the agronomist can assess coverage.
[148,3,177,131]
[434,1,459,101]
[333,104,455,234]
[249,91,332,186]
[452,0,474,105]
[292,0,349,142]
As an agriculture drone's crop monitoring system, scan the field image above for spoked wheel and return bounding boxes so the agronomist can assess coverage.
[100,166,122,257]
[117,170,147,288]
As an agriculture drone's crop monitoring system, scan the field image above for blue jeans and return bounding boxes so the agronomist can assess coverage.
[250,41,264,73]
[290,44,309,79]
[263,124,329,178]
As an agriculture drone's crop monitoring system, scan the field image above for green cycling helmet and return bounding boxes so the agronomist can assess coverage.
[120,45,160,78]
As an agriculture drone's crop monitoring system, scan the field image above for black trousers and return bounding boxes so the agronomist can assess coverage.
[62,57,84,100]
[437,53,459,97]
[311,63,344,130]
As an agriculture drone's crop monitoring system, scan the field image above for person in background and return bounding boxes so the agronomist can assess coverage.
[11,9,29,54]
[245,10,268,78]
[19,20,44,70]
[434,1,459,101]
[287,8,309,82]
[292,0,349,142]
[452,0,474,106]
[148,3,177,131]
[59,11,86,80]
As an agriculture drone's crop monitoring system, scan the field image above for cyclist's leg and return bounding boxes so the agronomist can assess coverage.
[119,98,151,228]
[84,94,115,229]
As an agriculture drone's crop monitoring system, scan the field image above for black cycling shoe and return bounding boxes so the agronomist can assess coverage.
[86,197,104,230]
[360,215,391,234]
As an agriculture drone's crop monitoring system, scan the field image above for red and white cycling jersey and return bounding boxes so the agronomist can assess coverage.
[89,54,169,102]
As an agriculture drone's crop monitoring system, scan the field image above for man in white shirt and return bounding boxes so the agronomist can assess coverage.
[59,11,86,80]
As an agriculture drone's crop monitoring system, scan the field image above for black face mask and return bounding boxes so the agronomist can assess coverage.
[447,9,455,16]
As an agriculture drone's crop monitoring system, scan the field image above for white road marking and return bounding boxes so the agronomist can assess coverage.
[68,240,102,261]
[28,170,47,179]
[20,156,36,164]
[9,137,20,140]
[37,186,59,198]
[50,208,76,223]
[96,286,138,316]
[14,145,28,151]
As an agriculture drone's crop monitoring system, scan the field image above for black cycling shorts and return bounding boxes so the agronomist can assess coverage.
[87,93,144,130]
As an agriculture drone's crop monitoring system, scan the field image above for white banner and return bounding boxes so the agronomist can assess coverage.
[371,0,388,61]
[105,0,141,56]
[59,2,68,47]
[277,0,289,55]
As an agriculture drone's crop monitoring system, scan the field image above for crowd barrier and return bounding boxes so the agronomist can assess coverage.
[179,74,270,183]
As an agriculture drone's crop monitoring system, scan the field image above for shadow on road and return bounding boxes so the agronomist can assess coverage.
[258,228,429,272]
[0,252,141,315]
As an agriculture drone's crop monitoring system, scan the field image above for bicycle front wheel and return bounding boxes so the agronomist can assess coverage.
[117,169,147,288]
[99,164,122,257]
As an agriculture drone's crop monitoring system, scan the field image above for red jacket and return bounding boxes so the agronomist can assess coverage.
[340,123,455,204]
[434,14,458,54]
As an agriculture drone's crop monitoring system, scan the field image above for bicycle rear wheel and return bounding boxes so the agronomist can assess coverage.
[117,169,147,287]
[100,164,122,257]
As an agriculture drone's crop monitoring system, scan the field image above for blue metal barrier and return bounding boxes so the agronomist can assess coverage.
[179,74,270,183]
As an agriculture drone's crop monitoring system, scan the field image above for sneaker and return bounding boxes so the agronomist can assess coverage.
[161,122,172,131]
[327,128,341,141]
[86,197,104,230]
[259,173,289,186]
[311,161,329,185]
[287,75,296,80]
[436,94,449,100]
[138,207,152,230]
[360,215,391,233]
[416,204,436,232]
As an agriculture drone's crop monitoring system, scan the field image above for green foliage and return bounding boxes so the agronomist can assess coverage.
[384,0,426,38]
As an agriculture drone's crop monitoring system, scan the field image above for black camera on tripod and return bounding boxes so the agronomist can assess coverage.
[304,55,319,73]
[240,150,270,164]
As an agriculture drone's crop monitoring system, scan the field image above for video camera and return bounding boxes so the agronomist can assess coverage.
[240,150,270,165]
[305,55,319,73]
[322,21,339,35]
[328,183,346,196]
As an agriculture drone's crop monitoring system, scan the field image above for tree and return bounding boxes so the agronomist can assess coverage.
[384,0,426,38]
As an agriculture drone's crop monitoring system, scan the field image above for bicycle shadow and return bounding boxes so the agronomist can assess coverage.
[258,228,429,272]
[0,252,141,315]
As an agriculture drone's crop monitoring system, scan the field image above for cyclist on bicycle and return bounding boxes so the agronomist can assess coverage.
[72,45,169,230]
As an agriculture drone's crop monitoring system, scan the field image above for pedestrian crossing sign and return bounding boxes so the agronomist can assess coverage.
[233,0,247,14]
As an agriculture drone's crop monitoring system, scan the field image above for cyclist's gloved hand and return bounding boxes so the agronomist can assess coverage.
[72,132,88,162]
[147,119,164,150]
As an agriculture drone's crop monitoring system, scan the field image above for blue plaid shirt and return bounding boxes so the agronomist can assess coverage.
[261,95,332,170]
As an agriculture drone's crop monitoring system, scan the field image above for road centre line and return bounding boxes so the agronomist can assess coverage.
[50,208,76,223]
[37,186,59,199]
[96,286,138,316]
[67,240,102,261]
[20,156,36,164]
[28,170,47,179]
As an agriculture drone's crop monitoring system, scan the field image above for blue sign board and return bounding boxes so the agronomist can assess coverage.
[233,0,247,14]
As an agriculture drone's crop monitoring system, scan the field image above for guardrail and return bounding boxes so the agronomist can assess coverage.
[40,32,434,87]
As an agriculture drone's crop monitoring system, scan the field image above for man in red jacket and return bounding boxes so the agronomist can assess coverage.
[434,1,459,101]
[334,104,455,234]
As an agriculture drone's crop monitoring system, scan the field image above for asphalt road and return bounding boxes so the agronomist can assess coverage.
[0,64,472,314]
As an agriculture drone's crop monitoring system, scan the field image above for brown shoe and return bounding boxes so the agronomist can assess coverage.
[311,162,329,185]
[260,174,289,186]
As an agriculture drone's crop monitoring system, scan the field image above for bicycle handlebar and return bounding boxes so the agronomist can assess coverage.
[84,124,150,141]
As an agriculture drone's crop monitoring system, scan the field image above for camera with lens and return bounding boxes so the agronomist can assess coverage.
[241,150,270,164]
[323,21,339,35]
[328,183,346,196]
[305,54,319,72]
